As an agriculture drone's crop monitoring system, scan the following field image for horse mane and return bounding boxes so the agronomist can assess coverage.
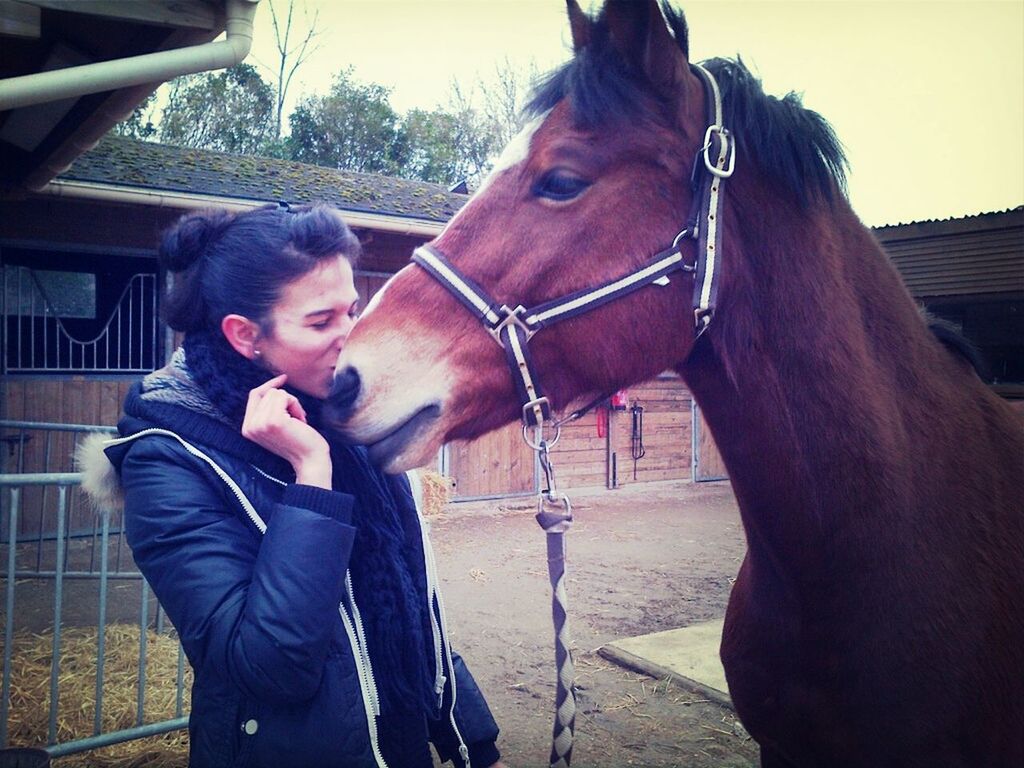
[525,4,847,208]
[922,309,989,378]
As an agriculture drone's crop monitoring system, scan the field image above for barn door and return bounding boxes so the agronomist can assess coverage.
[445,422,537,501]
[691,402,728,482]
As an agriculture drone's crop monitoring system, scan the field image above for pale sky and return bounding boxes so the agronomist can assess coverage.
[242,1,1024,228]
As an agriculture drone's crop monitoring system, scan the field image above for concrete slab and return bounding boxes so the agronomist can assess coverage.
[598,618,733,709]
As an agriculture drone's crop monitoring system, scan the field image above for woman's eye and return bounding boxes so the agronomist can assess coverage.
[533,171,591,202]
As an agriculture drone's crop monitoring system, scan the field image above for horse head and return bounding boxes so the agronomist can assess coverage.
[328,0,719,471]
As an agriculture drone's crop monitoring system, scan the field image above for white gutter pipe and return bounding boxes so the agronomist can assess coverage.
[0,0,258,111]
[39,179,448,237]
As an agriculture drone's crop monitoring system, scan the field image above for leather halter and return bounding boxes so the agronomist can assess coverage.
[412,63,735,431]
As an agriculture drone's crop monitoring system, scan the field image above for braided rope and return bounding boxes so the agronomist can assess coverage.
[538,506,576,768]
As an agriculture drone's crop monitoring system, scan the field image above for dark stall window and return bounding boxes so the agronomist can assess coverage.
[2,247,161,375]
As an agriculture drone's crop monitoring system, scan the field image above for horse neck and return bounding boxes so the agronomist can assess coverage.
[679,188,970,582]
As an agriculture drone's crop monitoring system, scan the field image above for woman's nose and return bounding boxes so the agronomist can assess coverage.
[335,317,356,350]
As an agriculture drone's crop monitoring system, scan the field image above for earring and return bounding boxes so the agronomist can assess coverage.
[253,348,262,359]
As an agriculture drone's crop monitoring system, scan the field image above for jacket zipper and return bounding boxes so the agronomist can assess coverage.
[407,472,472,768]
[105,429,267,532]
[339,575,388,768]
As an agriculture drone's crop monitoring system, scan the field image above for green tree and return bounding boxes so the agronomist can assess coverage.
[159,64,275,154]
[399,108,475,185]
[288,68,404,174]
[112,92,158,140]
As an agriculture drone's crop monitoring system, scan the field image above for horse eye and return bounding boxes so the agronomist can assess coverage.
[533,171,591,202]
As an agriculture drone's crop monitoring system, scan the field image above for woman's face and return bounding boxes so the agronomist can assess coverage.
[258,255,359,398]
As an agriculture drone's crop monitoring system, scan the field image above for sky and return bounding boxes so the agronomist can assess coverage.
[241,0,1024,228]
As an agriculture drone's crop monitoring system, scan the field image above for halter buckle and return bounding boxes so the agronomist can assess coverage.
[488,304,535,347]
[703,125,736,178]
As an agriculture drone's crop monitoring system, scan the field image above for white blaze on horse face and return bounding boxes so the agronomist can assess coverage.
[334,267,452,469]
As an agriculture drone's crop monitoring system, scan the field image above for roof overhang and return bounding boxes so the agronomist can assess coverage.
[39,177,447,237]
[0,1,257,193]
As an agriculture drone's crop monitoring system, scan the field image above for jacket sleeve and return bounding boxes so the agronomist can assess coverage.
[430,650,501,767]
[120,436,356,705]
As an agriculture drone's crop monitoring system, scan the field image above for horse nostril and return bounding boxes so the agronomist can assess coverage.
[328,366,361,415]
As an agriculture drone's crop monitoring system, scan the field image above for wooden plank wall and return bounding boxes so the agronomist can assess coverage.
[448,422,536,499]
[2,377,137,537]
[549,376,694,491]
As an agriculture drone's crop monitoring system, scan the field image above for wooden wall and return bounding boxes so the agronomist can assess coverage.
[1,376,137,538]
[447,425,536,500]
[548,376,694,491]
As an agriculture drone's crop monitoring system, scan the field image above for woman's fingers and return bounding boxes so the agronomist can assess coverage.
[248,373,288,402]
[284,393,308,423]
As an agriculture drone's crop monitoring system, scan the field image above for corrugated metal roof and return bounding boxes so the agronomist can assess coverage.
[875,209,1023,298]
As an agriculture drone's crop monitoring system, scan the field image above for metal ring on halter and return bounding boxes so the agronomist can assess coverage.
[703,125,736,178]
[523,421,562,452]
[671,228,698,273]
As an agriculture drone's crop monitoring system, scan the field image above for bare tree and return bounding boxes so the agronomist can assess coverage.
[444,58,542,186]
[266,0,322,140]
[480,56,540,148]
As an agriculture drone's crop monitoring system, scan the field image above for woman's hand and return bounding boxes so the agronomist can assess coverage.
[241,374,332,488]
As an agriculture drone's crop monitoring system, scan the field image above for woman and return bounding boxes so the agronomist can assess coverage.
[80,204,502,768]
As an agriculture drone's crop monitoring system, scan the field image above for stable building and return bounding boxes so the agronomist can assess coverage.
[2,137,1020,501]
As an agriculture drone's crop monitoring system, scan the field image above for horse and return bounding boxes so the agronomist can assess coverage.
[325,1,1024,765]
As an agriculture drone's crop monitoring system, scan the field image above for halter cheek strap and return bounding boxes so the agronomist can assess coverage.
[689,62,734,336]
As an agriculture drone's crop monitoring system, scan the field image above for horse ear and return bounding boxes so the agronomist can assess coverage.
[603,0,686,93]
[566,0,592,51]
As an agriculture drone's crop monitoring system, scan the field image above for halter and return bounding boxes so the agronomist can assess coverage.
[412,63,735,768]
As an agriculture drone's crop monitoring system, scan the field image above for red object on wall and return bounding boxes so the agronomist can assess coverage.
[610,390,629,411]
[596,406,608,438]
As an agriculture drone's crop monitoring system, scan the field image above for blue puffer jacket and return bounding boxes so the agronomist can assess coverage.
[84,383,499,768]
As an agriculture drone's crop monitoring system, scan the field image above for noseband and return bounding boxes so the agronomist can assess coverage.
[411,63,734,768]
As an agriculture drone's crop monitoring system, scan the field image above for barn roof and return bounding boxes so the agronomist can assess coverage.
[57,136,468,223]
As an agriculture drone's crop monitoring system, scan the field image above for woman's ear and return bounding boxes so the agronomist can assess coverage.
[221,314,261,359]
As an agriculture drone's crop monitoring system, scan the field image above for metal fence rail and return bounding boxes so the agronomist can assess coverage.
[0,420,122,555]
[1,472,188,757]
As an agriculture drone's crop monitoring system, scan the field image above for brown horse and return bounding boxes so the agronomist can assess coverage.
[327,2,1024,765]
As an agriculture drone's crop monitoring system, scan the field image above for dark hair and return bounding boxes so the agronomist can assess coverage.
[159,204,361,333]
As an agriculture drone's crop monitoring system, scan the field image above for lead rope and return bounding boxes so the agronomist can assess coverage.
[528,422,576,768]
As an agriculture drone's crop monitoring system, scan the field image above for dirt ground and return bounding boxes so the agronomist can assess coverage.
[429,479,758,768]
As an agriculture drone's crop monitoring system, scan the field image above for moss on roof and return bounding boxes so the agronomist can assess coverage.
[60,137,467,222]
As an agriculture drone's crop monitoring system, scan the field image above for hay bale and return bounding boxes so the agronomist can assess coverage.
[5,625,190,767]
[416,469,453,517]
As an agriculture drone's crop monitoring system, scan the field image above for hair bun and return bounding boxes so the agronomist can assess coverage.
[158,209,235,272]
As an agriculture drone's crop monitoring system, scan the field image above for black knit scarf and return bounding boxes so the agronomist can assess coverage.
[183,329,437,718]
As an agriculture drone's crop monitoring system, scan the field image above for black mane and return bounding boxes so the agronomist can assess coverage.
[526,4,847,207]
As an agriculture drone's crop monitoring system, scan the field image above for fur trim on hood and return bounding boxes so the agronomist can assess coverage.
[76,432,124,512]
